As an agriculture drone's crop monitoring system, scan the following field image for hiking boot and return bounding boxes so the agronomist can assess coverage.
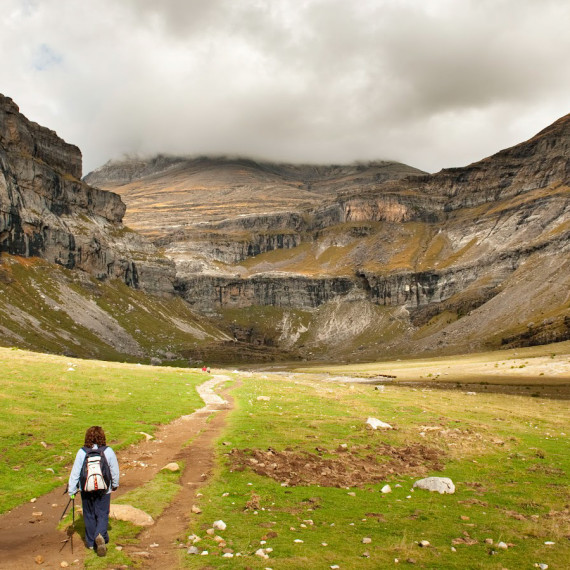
[95,534,107,557]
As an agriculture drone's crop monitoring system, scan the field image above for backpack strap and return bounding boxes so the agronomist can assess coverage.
[83,445,107,453]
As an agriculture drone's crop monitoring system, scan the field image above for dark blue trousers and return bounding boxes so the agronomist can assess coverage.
[80,491,111,548]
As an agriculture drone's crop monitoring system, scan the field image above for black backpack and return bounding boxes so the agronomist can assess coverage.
[79,445,112,492]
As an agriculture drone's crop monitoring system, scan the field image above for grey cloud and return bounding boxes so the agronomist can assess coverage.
[2,0,569,174]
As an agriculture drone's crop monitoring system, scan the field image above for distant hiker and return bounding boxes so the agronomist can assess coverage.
[202,365,207,372]
[68,426,119,557]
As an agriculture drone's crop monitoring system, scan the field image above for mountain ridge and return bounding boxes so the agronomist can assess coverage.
[1,91,569,363]
[87,112,569,360]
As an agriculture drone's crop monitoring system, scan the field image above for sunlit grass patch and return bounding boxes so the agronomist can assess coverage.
[0,348,204,513]
[182,372,569,568]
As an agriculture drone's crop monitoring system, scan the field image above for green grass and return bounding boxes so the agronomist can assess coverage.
[59,465,185,568]
[2,346,568,568]
[182,372,569,568]
[0,348,205,513]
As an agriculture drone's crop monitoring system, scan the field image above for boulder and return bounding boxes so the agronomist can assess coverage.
[161,462,180,472]
[413,477,455,494]
[366,417,392,430]
[109,504,154,526]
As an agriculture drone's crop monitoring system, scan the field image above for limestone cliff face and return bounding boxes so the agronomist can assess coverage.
[164,114,570,356]
[178,273,364,312]
[10,91,566,360]
[0,94,175,293]
[89,115,568,338]
[408,114,570,209]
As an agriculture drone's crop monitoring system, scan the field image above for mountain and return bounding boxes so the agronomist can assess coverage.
[0,94,174,294]
[1,91,568,363]
[86,115,570,361]
[0,94,281,364]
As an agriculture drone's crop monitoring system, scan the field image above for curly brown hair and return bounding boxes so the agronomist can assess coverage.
[84,426,106,448]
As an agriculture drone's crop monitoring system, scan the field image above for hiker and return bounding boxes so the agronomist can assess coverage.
[68,426,120,557]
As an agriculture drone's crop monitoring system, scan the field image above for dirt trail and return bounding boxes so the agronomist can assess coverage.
[0,374,232,569]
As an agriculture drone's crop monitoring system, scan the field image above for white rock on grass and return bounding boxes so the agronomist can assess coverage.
[413,477,455,494]
[187,546,199,554]
[381,485,392,494]
[366,417,392,430]
[213,520,227,531]
[362,537,372,544]
[497,541,508,550]
[109,505,154,526]
[137,431,154,441]
[257,396,271,401]
[161,462,180,472]
[255,548,269,559]
[419,540,430,547]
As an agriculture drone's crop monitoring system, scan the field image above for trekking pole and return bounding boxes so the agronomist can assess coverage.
[59,496,73,522]
[59,493,76,553]
[70,495,75,554]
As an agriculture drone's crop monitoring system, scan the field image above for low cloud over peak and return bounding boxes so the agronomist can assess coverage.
[3,0,569,174]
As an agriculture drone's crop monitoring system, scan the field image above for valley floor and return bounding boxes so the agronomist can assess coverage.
[0,347,568,569]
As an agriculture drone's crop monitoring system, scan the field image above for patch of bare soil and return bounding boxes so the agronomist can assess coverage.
[229,443,444,488]
[0,375,231,570]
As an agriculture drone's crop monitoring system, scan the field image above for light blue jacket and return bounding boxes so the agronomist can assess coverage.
[68,444,120,497]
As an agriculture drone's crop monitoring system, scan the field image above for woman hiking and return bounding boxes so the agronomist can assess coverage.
[67,426,120,557]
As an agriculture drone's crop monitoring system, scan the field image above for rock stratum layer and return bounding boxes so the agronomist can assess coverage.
[0,94,174,294]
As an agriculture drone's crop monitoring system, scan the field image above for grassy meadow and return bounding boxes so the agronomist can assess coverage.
[293,341,570,396]
[0,347,204,513]
[1,344,569,569]
[183,362,569,568]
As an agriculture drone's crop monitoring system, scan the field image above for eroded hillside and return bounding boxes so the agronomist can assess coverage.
[88,116,570,361]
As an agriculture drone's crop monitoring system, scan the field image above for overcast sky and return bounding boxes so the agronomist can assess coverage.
[3,0,569,175]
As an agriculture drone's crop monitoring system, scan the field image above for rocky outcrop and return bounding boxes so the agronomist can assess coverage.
[177,273,364,311]
[0,94,82,180]
[0,94,175,293]
[401,114,570,210]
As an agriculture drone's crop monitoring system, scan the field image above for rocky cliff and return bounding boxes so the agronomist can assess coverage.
[0,94,175,294]
[91,114,569,359]
[2,90,568,362]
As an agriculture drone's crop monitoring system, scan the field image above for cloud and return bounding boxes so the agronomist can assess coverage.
[2,0,569,174]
